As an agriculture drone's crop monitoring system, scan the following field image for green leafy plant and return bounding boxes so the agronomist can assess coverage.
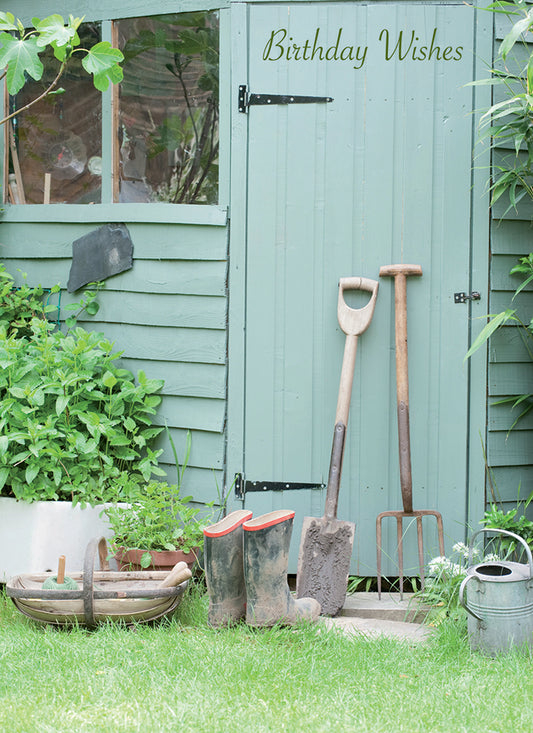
[103,432,219,567]
[416,542,501,626]
[0,265,165,505]
[481,493,533,559]
[0,11,123,127]
[466,254,533,430]
[474,1,533,212]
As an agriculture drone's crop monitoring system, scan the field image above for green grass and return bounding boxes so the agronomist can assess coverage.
[1,583,533,733]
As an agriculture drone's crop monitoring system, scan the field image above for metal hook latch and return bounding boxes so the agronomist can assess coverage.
[454,291,481,304]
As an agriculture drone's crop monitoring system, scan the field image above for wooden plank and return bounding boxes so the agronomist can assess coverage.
[490,467,533,501]
[488,429,533,466]
[491,221,533,255]
[15,0,229,24]
[88,323,226,364]
[489,402,533,433]
[2,203,227,226]
[154,428,225,469]
[490,327,531,363]
[153,465,226,506]
[4,259,227,296]
[118,359,226,398]
[490,254,533,292]
[0,223,228,261]
[492,196,533,222]
[73,292,227,329]
[490,291,533,323]
[489,363,533,398]
[154,395,225,433]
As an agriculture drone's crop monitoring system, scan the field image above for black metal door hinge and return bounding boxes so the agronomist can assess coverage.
[238,85,333,113]
[234,473,325,499]
[454,291,481,304]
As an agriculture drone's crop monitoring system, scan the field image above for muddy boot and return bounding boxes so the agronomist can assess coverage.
[243,510,321,627]
[203,509,253,627]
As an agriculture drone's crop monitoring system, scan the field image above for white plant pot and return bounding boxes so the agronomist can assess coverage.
[0,498,117,582]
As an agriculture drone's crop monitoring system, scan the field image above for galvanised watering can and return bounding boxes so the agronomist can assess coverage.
[459,528,533,656]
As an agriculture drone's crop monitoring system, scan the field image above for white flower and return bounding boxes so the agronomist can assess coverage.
[452,541,469,558]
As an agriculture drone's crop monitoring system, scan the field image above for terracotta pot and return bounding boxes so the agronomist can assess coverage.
[114,546,200,572]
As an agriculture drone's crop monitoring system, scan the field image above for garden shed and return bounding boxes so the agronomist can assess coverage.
[2,0,531,577]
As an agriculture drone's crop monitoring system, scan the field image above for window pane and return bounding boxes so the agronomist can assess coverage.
[117,12,219,205]
[8,23,102,205]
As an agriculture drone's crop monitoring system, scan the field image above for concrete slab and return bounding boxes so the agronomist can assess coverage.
[321,615,434,643]
[322,591,434,643]
[341,592,429,624]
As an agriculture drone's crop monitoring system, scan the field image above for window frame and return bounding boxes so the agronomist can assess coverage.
[2,0,229,225]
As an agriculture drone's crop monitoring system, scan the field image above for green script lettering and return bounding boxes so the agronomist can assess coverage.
[263,28,287,61]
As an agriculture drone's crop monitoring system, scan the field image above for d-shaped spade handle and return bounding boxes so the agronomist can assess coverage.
[334,276,379,428]
[337,276,379,337]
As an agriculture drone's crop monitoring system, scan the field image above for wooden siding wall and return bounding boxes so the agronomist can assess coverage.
[0,221,228,507]
[487,16,533,511]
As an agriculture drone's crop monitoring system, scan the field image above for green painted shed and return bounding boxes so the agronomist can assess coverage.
[3,0,531,576]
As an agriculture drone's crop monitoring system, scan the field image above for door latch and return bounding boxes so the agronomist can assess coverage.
[238,85,333,113]
[454,291,481,304]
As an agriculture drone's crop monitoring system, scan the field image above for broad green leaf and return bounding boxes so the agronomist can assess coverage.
[0,12,16,31]
[86,301,99,315]
[140,552,153,569]
[32,389,45,406]
[102,371,117,389]
[499,16,533,60]
[33,14,75,48]
[124,417,136,432]
[0,436,8,456]
[465,309,517,360]
[0,467,8,491]
[25,463,40,484]
[56,394,70,416]
[0,33,44,94]
[81,42,123,91]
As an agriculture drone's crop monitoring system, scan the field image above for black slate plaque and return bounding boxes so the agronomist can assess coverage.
[67,224,133,292]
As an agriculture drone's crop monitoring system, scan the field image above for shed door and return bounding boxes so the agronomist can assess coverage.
[235,1,485,574]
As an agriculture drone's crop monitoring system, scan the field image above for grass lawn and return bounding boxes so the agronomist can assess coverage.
[0,582,532,733]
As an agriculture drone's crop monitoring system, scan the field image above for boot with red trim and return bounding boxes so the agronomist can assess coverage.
[203,509,253,627]
[243,510,321,626]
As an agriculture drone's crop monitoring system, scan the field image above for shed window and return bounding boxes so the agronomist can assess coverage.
[6,10,219,206]
[7,23,102,205]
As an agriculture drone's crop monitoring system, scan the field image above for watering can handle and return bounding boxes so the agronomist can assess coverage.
[467,528,533,578]
[458,574,485,625]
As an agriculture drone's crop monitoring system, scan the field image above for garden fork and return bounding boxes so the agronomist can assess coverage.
[377,265,445,599]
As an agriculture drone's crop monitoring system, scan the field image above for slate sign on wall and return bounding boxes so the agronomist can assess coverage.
[67,224,133,292]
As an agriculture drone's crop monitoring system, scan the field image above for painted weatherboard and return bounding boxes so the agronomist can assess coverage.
[0,219,228,506]
[1,0,231,510]
[227,0,491,575]
[485,15,533,513]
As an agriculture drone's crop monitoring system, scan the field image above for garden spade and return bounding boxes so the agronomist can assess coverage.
[296,276,379,616]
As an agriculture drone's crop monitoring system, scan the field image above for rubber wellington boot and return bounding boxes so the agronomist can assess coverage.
[203,509,253,627]
[243,510,321,627]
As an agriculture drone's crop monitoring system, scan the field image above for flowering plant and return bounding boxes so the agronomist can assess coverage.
[417,542,500,626]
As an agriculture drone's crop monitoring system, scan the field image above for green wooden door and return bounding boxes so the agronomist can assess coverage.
[229,0,490,575]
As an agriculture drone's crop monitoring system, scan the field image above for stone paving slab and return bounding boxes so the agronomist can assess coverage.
[322,614,434,643]
[341,591,429,624]
[321,592,434,643]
